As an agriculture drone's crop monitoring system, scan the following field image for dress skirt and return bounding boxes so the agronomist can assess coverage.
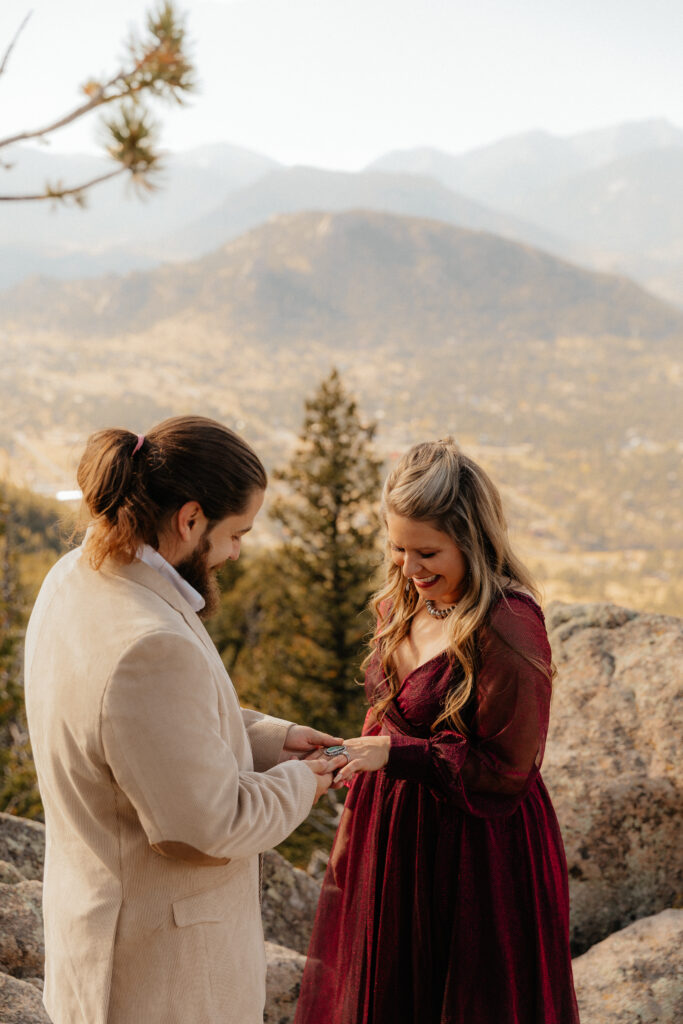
[294,592,580,1024]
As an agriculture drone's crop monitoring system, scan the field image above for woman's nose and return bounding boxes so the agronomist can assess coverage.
[402,554,421,578]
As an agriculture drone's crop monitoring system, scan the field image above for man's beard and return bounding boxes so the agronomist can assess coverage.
[174,532,221,620]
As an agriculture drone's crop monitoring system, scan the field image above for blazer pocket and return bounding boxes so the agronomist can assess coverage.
[172,865,245,928]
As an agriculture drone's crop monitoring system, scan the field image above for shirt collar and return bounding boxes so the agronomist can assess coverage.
[136,544,206,613]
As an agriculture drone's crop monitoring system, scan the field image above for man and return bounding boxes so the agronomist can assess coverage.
[24,416,346,1024]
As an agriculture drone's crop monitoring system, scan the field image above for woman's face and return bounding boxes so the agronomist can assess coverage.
[386,513,468,608]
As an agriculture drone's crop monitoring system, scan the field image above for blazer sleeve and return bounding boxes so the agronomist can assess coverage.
[101,630,317,859]
[241,707,293,771]
[384,595,552,818]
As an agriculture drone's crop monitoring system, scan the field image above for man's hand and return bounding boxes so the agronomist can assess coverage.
[303,754,348,802]
[333,735,391,785]
[280,724,344,762]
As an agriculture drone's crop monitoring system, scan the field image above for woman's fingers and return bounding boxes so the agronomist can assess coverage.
[333,736,391,782]
[334,758,362,784]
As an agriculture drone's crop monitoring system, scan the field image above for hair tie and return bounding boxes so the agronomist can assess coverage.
[132,434,145,455]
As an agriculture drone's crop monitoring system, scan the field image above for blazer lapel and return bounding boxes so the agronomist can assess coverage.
[102,558,221,665]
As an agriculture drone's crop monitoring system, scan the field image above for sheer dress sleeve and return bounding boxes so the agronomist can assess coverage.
[383,594,552,818]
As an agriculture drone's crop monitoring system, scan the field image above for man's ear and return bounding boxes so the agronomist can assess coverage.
[176,501,207,543]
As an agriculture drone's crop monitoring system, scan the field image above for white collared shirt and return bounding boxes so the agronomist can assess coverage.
[136,545,205,613]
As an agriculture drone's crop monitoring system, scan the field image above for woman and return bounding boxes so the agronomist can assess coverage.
[295,439,579,1024]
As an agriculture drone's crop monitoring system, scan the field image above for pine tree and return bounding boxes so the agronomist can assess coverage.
[217,370,384,737]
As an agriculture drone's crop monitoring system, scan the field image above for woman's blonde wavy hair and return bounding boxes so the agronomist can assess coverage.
[365,438,543,734]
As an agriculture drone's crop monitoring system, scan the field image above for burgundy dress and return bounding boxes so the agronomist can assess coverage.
[294,592,579,1024]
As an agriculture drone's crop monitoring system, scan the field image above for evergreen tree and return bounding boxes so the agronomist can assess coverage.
[216,370,384,737]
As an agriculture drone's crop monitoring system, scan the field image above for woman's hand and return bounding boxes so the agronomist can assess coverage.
[280,724,343,762]
[334,734,391,785]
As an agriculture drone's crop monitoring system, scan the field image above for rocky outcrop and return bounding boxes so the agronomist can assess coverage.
[0,814,45,882]
[0,862,27,885]
[0,973,51,1024]
[260,851,323,1022]
[264,942,307,1024]
[262,849,320,955]
[0,881,44,979]
[544,602,682,953]
[0,814,48,1013]
[573,909,683,1023]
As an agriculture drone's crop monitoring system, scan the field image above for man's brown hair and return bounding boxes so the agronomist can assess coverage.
[77,415,267,568]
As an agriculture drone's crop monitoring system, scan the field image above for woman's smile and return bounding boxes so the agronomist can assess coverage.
[412,573,440,588]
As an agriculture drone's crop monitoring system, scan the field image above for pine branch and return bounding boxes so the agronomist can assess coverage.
[0,3,193,151]
[0,76,146,151]
[0,166,125,203]
[0,3,195,202]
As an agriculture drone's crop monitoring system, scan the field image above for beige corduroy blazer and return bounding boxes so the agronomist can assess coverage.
[24,547,317,1024]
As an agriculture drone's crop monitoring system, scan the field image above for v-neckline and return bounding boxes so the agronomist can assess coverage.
[389,588,539,688]
[395,647,450,688]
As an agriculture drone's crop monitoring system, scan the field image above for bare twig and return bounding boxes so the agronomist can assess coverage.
[0,11,32,80]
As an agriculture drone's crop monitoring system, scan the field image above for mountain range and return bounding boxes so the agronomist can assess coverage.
[1,119,680,305]
[158,165,567,261]
[372,122,683,305]
[369,119,683,211]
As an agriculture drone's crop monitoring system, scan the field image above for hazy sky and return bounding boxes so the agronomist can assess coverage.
[2,0,682,168]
